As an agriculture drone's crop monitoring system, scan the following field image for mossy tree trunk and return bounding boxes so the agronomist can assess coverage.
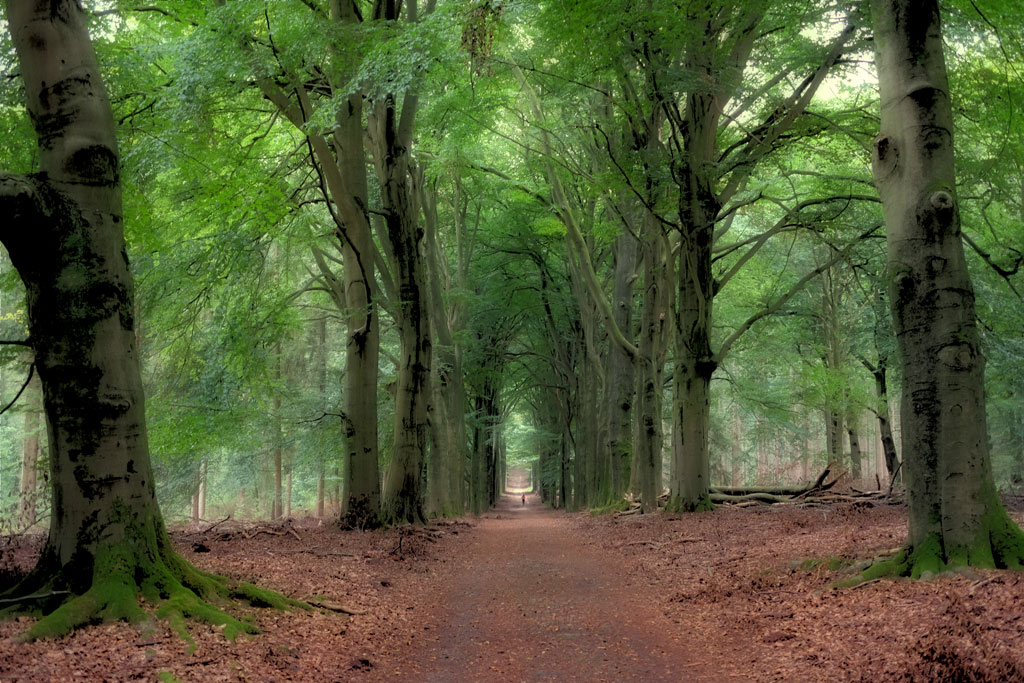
[870,0,1024,574]
[0,0,298,640]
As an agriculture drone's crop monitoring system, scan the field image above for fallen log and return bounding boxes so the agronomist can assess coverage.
[711,485,810,496]
[710,492,795,505]
[712,467,835,498]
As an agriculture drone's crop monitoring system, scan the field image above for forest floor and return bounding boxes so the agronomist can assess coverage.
[2,493,1024,681]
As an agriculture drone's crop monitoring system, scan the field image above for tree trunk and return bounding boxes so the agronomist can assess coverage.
[198,457,207,521]
[336,90,382,528]
[633,210,669,512]
[285,468,293,519]
[420,169,467,517]
[18,367,41,530]
[871,0,1024,572]
[272,345,283,521]
[667,116,719,512]
[730,406,743,487]
[867,357,901,484]
[373,96,431,525]
[315,317,327,519]
[847,413,862,483]
[191,487,200,523]
[0,1,291,639]
[606,231,637,501]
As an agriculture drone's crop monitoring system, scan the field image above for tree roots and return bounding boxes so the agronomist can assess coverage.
[2,530,306,645]
[838,510,1024,587]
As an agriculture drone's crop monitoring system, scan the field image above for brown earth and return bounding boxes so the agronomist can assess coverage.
[1,494,1023,681]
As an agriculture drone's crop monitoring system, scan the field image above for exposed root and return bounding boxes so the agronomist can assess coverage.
[2,521,307,644]
[837,513,1024,588]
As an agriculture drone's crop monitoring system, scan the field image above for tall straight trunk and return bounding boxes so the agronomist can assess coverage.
[272,344,283,521]
[374,102,431,524]
[198,457,207,521]
[317,472,326,519]
[871,0,1024,572]
[668,132,719,512]
[821,267,845,469]
[256,0,382,529]
[420,170,467,517]
[825,408,842,463]
[191,487,200,523]
[574,344,600,509]
[285,468,293,519]
[18,367,41,530]
[316,317,327,519]
[492,428,504,506]
[560,424,572,510]
[632,210,670,512]
[0,1,289,639]
[730,406,743,487]
[606,232,637,501]
[336,91,381,528]
[865,357,901,484]
[847,413,862,482]
[470,391,494,515]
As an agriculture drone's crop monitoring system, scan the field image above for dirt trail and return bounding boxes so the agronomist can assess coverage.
[376,494,720,682]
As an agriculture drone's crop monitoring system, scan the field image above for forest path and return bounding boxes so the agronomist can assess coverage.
[375,494,721,682]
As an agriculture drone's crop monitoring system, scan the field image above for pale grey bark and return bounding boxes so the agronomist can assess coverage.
[871,0,1024,569]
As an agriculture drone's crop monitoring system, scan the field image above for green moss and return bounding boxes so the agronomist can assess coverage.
[800,556,852,572]
[834,535,952,587]
[907,534,946,578]
[11,508,307,645]
[833,549,908,588]
[157,673,182,683]
[665,492,715,514]
[979,489,1024,570]
[589,499,630,516]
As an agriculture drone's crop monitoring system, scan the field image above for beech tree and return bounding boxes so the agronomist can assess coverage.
[868,0,1024,574]
[0,0,293,639]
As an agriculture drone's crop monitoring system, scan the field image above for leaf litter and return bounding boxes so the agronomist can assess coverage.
[0,497,1021,681]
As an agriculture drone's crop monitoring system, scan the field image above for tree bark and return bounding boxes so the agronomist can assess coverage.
[372,3,433,526]
[667,71,720,512]
[19,368,42,530]
[0,0,293,639]
[870,0,1024,573]
[862,353,901,484]
[606,231,637,501]
[847,413,862,482]
[272,344,283,521]
[197,457,207,521]
[420,169,467,517]
[633,213,669,512]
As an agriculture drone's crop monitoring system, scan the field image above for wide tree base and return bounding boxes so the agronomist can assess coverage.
[2,521,306,646]
[839,508,1024,586]
[664,493,715,514]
